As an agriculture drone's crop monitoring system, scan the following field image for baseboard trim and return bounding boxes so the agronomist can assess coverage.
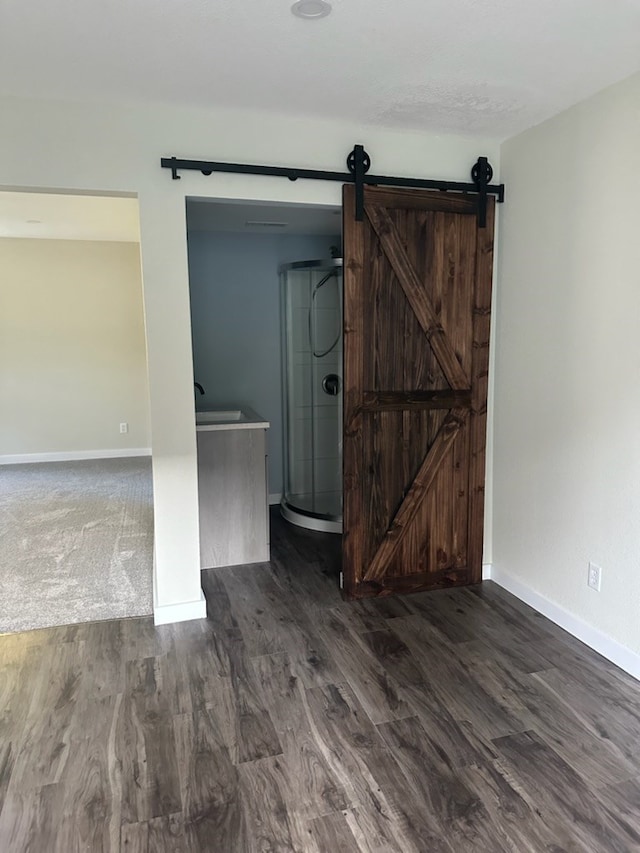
[488,564,640,681]
[0,448,152,465]
[268,493,282,506]
[482,563,492,581]
[153,591,207,626]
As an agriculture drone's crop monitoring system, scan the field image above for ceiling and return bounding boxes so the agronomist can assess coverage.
[0,192,140,242]
[2,2,640,139]
[187,199,341,235]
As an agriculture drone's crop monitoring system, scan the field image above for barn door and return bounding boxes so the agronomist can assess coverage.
[342,184,494,599]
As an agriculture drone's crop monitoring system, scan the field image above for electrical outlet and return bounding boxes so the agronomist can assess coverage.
[119,422,128,434]
[588,562,602,592]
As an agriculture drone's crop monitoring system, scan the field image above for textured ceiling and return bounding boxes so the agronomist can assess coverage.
[0,192,140,241]
[2,0,640,138]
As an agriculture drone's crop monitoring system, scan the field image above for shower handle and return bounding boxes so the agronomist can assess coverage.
[322,374,341,396]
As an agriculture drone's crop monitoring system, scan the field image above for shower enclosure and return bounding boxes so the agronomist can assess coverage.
[280,259,343,533]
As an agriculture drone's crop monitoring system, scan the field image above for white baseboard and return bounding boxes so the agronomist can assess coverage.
[269,493,282,506]
[153,591,207,626]
[0,448,152,465]
[482,563,492,580]
[488,564,640,682]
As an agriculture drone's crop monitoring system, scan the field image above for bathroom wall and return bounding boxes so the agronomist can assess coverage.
[186,230,340,497]
[0,237,150,460]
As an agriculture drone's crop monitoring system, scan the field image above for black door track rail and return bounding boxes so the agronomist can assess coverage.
[160,145,504,227]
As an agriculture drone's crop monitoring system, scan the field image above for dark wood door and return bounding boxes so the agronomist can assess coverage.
[342,184,495,599]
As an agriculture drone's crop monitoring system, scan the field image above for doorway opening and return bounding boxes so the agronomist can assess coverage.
[185,197,343,571]
[0,189,154,632]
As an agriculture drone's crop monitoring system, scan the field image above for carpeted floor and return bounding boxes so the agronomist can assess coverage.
[0,457,153,633]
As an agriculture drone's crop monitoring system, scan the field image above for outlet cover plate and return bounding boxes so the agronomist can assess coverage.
[588,562,602,592]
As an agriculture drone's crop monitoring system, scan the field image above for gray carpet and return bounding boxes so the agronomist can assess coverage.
[0,458,154,633]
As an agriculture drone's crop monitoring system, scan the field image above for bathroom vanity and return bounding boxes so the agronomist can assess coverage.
[196,407,270,569]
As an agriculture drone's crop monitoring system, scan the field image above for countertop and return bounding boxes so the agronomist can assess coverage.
[195,406,270,432]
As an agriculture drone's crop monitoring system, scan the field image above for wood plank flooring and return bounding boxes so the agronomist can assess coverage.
[2,509,640,851]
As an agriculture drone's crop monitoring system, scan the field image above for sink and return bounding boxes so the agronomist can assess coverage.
[195,407,270,431]
[196,410,243,424]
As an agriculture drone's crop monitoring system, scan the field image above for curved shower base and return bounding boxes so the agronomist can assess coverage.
[280,499,342,534]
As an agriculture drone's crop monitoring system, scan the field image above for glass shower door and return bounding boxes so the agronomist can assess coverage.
[280,260,342,532]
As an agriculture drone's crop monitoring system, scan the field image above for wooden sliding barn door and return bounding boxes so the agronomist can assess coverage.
[342,184,495,599]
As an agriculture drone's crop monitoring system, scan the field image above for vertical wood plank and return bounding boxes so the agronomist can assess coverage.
[7,641,84,790]
[342,183,366,595]
[467,197,495,582]
[237,757,298,853]
[117,656,182,822]
[174,709,243,851]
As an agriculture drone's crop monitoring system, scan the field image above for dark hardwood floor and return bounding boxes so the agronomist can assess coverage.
[2,509,640,851]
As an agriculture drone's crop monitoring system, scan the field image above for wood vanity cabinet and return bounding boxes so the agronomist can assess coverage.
[197,423,269,569]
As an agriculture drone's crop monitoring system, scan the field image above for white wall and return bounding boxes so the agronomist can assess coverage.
[0,238,150,458]
[0,93,500,621]
[494,72,640,656]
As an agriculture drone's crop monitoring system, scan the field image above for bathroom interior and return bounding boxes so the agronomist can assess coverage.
[186,197,344,572]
